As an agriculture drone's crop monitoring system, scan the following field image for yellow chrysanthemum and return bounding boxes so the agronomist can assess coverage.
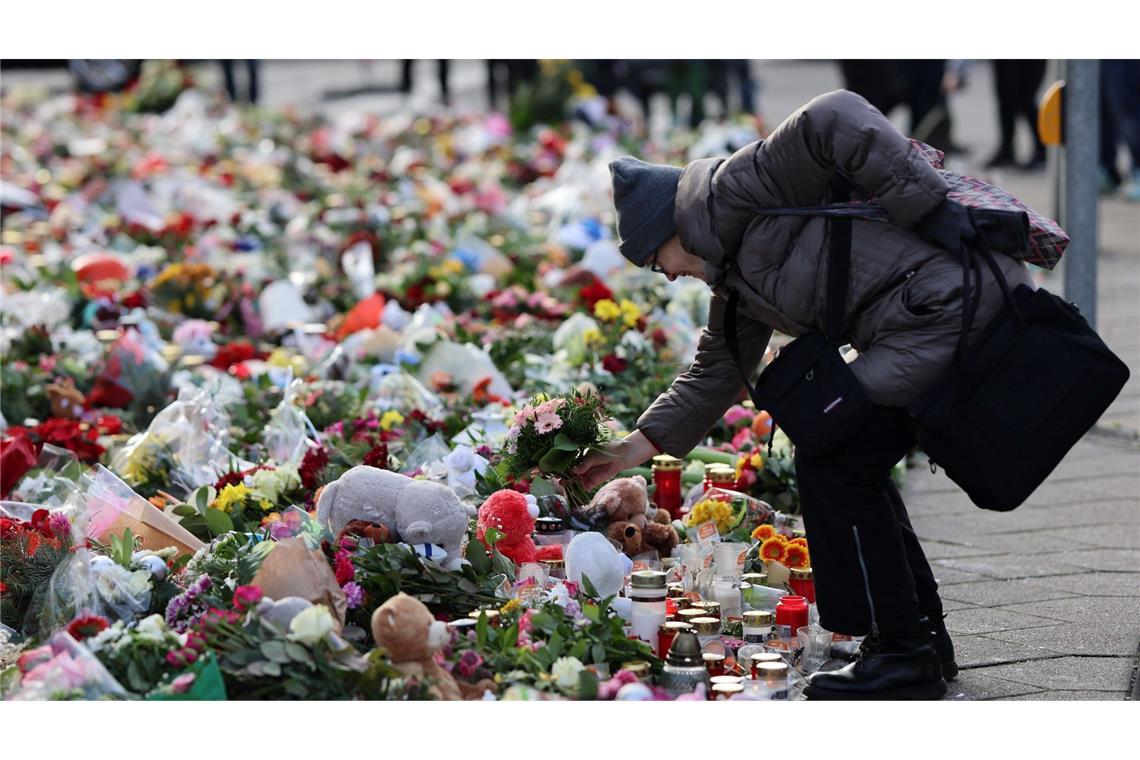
[760,535,788,563]
[215,483,251,514]
[499,598,522,615]
[619,299,641,328]
[380,410,405,431]
[582,327,603,347]
[593,299,621,322]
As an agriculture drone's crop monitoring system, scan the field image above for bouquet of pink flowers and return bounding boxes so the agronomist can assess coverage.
[499,390,612,506]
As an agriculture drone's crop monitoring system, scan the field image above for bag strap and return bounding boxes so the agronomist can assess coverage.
[724,175,854,450]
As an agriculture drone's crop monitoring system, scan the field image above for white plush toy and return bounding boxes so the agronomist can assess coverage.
[564,531,632,600]
[315,466,473,570]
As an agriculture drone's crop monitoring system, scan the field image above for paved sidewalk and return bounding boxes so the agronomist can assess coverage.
[901,432,1140,700]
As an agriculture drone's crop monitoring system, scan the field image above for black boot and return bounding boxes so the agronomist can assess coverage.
[805,633,947,700]
[922,613,958,680]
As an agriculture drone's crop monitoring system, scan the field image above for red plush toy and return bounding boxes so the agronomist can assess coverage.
[476,489,564,565]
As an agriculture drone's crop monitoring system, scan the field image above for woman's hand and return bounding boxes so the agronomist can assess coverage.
[571,429,659,492]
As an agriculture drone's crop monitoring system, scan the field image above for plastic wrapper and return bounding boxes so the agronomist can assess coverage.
[5,631,127,701]
[258,279,317,333]
[368,367,443,416]
[111,386,252,496]
[262,379,320,467]
[452,232,512,277]
[552,312,601,367]
[34,547,156,633]
[401,433,452,474]
[8,444,83,508]
[72,465,205,558]
[90,329,170,412]
[0,287,73,330]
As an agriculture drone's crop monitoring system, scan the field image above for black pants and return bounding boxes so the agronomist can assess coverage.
[221,60,259,105]
[795,405,943,637]
[992,60,1046,160]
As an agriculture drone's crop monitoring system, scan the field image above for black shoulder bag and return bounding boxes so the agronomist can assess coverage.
[907,212,1130,511]
[723,175,873,457]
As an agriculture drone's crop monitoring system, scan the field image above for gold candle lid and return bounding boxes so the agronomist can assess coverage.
[757,661,790,680]
[790,567,814,581]
[695,601,721,618]
[667,584,686,598]
[750,652,783,665]
[704,463,733,475]
[652,454,682,471]
[709,470,737,485]
[711,682,743,697]
[742,572,768,585]
[702,651,726,662]
[678,608,707,623]
[621,660,651,678]
[539,558,565,569]
[690,617,721,635]
[630,570,668,589]
[660,621,693,634]
[743,610,775,626]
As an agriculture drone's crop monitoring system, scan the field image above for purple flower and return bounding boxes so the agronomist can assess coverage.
[343,582,364,610]
[269,521,296,541]
[47,512,72,539]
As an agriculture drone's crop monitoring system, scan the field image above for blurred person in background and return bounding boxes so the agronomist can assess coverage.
[838,60,967,156]
[986,60,1047,170]
[220,60,260,105]
[1100,59,1140,201]
[401,60,451,106]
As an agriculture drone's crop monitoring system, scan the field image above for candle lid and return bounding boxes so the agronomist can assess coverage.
[678,608,706,622]
[743,610,775,626]
[539,558,565,569]
[704,463,733,475]
[750,652,783,665]
[690,617,721,635]
[660,621,693,634]
[621,660,651,678]
[709,470,737,484]
[447,618,477,629]
[709,675,744,685]
[790,567,814,581]
[652,455,682,471]
[742,572,768,585]
[666,632,705,667]
[630,570,668,589]
[712,682,743,696]
[667,584,686,598]
[757,661,789,679]
[702,652,726,662]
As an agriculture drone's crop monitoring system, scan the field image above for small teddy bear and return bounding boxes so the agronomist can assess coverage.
[606,519,678,559]
[371,593,494,701]
[589,476,678,557]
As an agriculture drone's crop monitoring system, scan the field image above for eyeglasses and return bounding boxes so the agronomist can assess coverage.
[648,249,666,274]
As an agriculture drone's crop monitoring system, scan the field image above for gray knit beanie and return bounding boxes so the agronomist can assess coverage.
[609,156,683,266]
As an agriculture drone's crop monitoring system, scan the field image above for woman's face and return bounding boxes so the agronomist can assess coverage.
[649,235,706,282]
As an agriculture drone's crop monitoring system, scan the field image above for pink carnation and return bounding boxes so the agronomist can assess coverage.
[723,405,753,427]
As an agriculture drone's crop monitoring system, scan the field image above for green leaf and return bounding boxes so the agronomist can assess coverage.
[502,622,519,650]
[476,613,489,649]
[577,669,599,700]
[579,573,599,599]
[262,660,282,677]
[284,642,312,663]
[260,641,290,664]
[528,611,556,633]
[466,539,490,575]
[172,504,198,517]
[193,486,211,516]
[537,447,576,473]
[591,644,606,666]
[551,433,580,452]
[204,508,234,536]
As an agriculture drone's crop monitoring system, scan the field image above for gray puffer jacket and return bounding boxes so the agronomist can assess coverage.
[637,89,1034,457]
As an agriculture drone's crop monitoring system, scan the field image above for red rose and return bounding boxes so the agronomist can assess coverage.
[579,278,614,309]
[1,434,40,497]
[601,354,628,374]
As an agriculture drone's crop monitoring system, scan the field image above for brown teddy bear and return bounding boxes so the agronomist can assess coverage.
[371,593,494,700]
[590,476,678,557]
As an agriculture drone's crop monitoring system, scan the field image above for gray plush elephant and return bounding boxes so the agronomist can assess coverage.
[315,466,472,570]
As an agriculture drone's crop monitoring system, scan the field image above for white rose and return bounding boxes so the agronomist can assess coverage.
[135,614,167,643]
[551,656,585,690]
[288,604,335,646]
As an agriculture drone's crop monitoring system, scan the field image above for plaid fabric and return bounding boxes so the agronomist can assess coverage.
[909,139,1069,270]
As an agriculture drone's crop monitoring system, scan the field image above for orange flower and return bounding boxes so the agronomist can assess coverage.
[751,524,777,543]
[760,535,788,563]
[789,537,808,549]
[783,544,810,569]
